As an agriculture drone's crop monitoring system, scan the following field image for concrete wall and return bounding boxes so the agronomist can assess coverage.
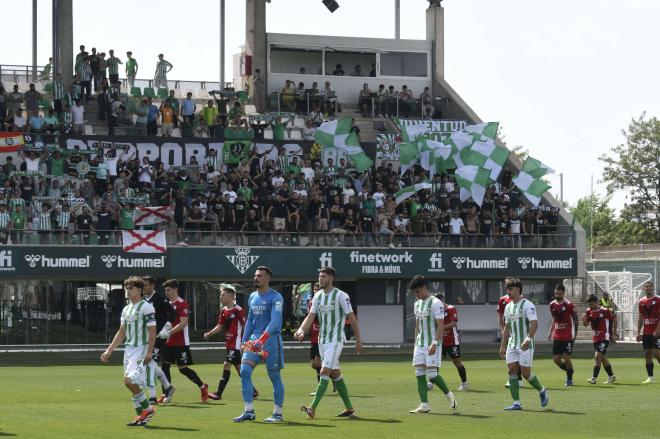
[359,305,404,344]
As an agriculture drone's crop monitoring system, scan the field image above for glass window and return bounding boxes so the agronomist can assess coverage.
[270,48,323,75]
[380,52,428,77]
[325,51,377,77]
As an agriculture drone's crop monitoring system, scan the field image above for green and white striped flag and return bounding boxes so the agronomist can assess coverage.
[454,165,490,206]
[315,118,373,171]
[395,181,432,205]
[464,122,499,140]
[513,157,554,206]
[454,139,510,182]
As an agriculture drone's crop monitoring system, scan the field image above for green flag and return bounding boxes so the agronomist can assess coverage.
[315,118,373,171]
[395,181,432,205]
[464,122,499,140]
[454,139,510,182]
[454,165,490,206]
[519,156,555,179]
[222,140,252,165]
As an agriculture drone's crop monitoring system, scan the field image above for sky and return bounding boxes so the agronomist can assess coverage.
[3,0,659,209]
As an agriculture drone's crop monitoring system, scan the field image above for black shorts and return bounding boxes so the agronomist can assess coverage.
[162,345,194,366]
[226,348,242,365]
[442,344,461,359]
[593,340,610,355]
[552,340,574,355]
[152,338,166,364]
[642,334,660,350]
[109,73,119,84]
[310,343,320,360]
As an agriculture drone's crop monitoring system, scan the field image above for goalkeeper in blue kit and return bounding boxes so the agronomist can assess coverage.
[233,266,286,423]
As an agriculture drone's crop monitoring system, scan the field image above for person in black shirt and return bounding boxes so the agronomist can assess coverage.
[306,193,320,233]
[220,193,235,233]
[496,213,510,248]
[185,202,204,244]
[342,208,358,245]
[241,209,261,245]
[95,204,115,245]
[268,192,288,245]
[358,208,375,246]
[287,196,301,232]
[437,213,450,246]
[234,193,247,241]
[480,210,494,247]
[75,206,93,244]
[143,275,176,403]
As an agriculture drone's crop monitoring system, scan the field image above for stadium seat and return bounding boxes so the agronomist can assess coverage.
[157,88,169,99]
[130,87,142,97]
[143,87,156,98]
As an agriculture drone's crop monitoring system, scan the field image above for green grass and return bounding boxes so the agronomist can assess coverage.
[1,358,657,438]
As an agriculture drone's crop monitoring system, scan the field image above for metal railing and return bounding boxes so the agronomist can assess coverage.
[0,229,576,249]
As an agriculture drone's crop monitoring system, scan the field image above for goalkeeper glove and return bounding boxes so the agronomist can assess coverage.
[158,322,172,340]
[253,332,270,351]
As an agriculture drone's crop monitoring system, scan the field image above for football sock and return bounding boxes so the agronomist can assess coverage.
[131,392,144,415]
[457,365,467,383]
[416,374,428,404]
[162,363,172,384]
[155,365,171,391]
[217,369,231,395]
[274,405,283,416]
[508,375,520,401]
[311,375,330,409]
[526,374,544,392]
[179,367,203,387]
[592,365,601,378]
[603,364,614,377]
[567,368,574,380]
[148,385,156,400]
[240,363,255,404]
[315,366,321,382]
[646,362,654,377]
[558,363,567,370]
[334,376,353,410]
[267,368,285,408]
[430,374,450,395]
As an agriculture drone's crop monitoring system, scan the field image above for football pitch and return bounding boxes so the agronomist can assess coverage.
[1,357,657,439]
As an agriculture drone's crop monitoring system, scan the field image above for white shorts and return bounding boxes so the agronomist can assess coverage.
[412,345,441,368]
[506,347,534,367]
[319,342,343,370]
[124,345,156,388]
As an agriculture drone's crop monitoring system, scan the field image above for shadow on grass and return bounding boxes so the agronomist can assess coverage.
[272,421,335,428]
[429,413,491,419]
[325,394,375,399]
[463,389,493,394]
[525,409,586,415]
[346,417,402,424]
[611,383,642,387]
[168,403,213,409]
[144,426,200,432]
[0,433,17,437]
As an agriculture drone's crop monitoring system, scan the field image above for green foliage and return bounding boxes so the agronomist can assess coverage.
[599,113,660,242]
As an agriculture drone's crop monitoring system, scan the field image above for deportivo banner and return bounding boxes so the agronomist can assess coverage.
[0,246,577,279]
[52,135,377,169]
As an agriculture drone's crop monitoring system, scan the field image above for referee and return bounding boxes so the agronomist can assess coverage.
[143,275,176,405]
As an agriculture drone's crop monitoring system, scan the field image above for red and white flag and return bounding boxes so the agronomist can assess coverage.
[122,230,167,253]
[0,132,25,153]
[133,206,174,226]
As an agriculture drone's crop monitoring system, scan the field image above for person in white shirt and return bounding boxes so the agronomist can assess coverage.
[138,157,154,189]
[19,150,42,173]
[341,182,356,205]
[300,159,315,184]
[271,171,285,190]
[302,119,316,141]
[223,184,237,203]
[509,211,522,248]
[14,109,27,131]
[105,149,123,180]
[71,100,85,135]
[449,210,465,246]
[373,183,386,209]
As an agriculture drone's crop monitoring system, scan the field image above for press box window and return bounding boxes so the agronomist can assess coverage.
[270,48,323,75]
[380,52,428,77]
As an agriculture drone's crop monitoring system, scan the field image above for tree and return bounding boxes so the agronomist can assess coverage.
[569,194,656,247]
[599,113,660,242]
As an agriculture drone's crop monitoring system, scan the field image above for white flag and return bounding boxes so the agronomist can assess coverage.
[122,230,167,254]
[133,206,174,226]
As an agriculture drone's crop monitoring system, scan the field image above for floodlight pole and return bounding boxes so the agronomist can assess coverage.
[32,0,38,81]
[220,0,226,89]
[395,0,401,39]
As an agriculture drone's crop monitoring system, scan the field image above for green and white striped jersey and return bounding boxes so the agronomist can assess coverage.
[310,288,353,344]
[504,299,537,349]
[414,296,445,348]
[121,300,156,347]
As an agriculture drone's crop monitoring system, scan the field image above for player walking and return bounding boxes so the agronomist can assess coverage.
[547,284,578,386]
[307,283,323,396]
[296,267,363,419]
[499,278,548,411]
[203,284,258,400]
[101,276,157,426]
[583,294,617,384]
[407,275,457,413]
[435,293,468,391]
[233,266,286,423]
[160,279,209,402]
[497,277,523,388]
[142,275,176,405]
[636,281,659,383]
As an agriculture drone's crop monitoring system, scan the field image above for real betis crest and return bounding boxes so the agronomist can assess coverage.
[226,247,260,274]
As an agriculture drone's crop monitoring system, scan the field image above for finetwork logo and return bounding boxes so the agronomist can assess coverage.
[428,252,445,273]
[0,250,15,272]
[227,248,260,274]
[319,252,333,268]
